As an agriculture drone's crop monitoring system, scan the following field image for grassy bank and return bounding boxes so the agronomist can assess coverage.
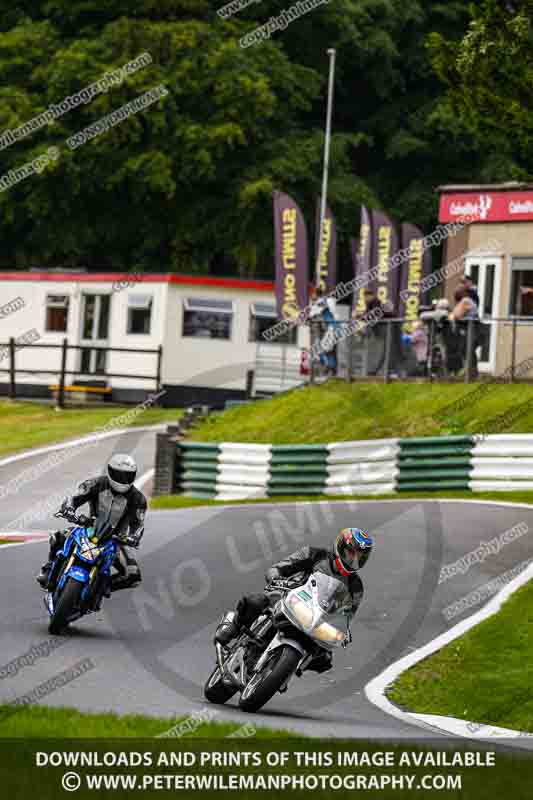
[0,401,182,457]
[388,579,533,733]
[150,490,533,511]
[189,382,533,443]
[0,705,292,738]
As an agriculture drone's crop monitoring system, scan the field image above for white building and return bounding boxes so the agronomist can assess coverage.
[0,270,308,405]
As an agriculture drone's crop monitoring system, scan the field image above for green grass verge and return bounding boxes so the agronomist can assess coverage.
[189,381,533,443]
[0,539,12,545]
[150,489,533,510]
[0,401,182,457]
[388,579,533,733]
[0,705,294,738]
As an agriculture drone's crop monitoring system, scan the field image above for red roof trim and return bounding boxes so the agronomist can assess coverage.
[0,272,274,291]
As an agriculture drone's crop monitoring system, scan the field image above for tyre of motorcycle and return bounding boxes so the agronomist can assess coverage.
[238,644,302,713]
[47,555,66,593]
[49,577,83,635]
[88,571,110,611]
[204,664,240,705]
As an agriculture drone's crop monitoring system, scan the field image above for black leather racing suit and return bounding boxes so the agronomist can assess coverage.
[47,475,147,593]
[234,546,363,673]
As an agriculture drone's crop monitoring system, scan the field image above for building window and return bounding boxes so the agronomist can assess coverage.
[182,298,233,340]
[127,294,153,334]
[249,303,297,345]
[45,295,69,332]
[510,259,533,316]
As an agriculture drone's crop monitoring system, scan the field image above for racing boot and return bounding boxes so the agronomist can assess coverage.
[214,611,239,646]
[36,561,52,589]
[36,531,64,588]
[307,651,333,674]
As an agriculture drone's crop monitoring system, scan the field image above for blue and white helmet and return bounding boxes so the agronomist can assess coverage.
[107,453,137,494]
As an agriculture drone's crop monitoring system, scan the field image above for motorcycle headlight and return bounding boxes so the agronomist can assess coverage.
[286,595,313,627]
[78,540,104,563]
[312,622,346,643]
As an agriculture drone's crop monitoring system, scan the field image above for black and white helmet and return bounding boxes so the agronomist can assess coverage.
[107,454,137,494]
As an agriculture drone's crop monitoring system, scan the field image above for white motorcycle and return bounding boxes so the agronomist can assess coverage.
[204,571,353,713]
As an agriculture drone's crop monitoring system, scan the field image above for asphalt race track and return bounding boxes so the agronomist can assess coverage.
[1,429,533,741]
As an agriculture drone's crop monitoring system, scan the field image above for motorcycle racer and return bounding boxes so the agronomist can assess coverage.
[36,454,146,600]
[214,528,373,673]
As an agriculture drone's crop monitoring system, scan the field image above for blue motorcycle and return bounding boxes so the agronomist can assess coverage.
[45,509,131,635]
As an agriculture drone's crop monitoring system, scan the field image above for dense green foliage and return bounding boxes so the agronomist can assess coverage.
[0,1,525,276]
[429,0,533,163]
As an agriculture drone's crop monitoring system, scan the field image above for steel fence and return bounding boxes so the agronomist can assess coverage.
[308,317,533,384]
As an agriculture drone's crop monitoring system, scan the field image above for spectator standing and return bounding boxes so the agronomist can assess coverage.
[410,320,429,376]
[450,287,479,376]
[459,275,480,306]
[309,287,339,377]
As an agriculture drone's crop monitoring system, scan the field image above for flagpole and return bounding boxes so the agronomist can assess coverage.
[315,48,336,289]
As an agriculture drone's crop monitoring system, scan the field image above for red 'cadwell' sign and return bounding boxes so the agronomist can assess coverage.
[439,191,533,223]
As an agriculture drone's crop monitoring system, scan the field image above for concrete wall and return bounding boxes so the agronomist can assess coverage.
[443,224,469,305]
[467,222,533,375]
[442,222,533,376]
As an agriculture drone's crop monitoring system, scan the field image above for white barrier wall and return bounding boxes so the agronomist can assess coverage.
[470,435,533,491]
[177,434,533,500]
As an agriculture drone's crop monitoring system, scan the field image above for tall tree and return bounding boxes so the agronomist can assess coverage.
[428,0,533,163]
[0,0,523,276]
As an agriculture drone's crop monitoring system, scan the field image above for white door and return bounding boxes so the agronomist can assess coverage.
[80,294,111,375]
[465,256,501,374]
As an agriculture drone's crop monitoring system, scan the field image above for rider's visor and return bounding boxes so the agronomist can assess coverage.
[109,466,136,486]
[338,541,359,568]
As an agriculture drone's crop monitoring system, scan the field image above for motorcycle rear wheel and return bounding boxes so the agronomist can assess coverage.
[239,646,300,713]
[204,665,239,705]
[49,577,83,635]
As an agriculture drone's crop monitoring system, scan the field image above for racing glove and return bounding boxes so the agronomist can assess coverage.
[265,567,281,584]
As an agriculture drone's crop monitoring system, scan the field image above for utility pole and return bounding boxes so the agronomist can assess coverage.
[315,48,336,289]
[310,49,337,386]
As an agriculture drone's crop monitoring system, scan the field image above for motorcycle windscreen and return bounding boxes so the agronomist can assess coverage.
[283,572,350,645]
[92,490,128,542]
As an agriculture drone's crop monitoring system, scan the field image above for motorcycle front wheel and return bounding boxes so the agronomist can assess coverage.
[238,646,300,713]
[204,665,239,705]
[49,577,83,635]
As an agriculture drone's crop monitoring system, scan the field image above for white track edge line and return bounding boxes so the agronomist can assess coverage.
[149,497,533,514]
[0,423,167,469]
[364,560,533,740]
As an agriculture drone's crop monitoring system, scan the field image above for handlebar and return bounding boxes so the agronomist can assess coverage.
[53,511,139,548]
[54,510,94,528]
[265,579,294,593]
